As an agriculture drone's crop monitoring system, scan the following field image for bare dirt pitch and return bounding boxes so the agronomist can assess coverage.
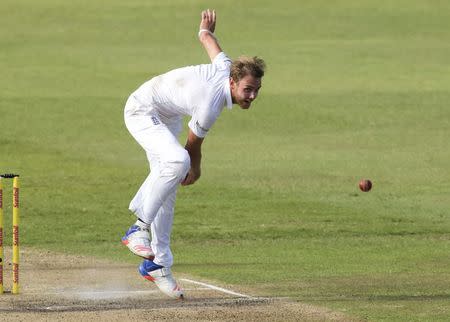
[0,248,356,321]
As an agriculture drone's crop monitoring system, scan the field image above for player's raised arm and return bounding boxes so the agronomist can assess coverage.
[198,9,222,62]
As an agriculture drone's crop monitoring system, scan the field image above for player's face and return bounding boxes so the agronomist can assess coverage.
[230,75,262,109]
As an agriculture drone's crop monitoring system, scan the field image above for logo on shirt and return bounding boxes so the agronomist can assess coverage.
[151,116,161,126]
[195,121,209,133]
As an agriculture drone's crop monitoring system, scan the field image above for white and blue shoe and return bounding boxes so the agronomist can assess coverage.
[121,225,154,259]
[139,259,184,299]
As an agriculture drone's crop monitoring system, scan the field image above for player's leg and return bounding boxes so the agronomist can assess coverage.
[133,116,185,298]
[122,112,189,259]
[128,160,157,216]
[122,158,160,259]
[148,187,175,267]
[139,190,183,299]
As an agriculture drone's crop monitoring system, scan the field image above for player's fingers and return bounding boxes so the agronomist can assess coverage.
[201,10,209,23]
[211,10,216,32]
[181,173,192,186]
[207,9,213,21]
[182,172,189,185]
[200,9,216,31]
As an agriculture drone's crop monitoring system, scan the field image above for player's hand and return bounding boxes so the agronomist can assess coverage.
[199,9,216,33]
[181,167,201,186]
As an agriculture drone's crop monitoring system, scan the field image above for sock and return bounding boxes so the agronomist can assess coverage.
[142,259,163,272]
[135,218,150,230]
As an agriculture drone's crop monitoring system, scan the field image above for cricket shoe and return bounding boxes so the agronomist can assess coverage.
[121,225,154,259]
[139,259,184,299]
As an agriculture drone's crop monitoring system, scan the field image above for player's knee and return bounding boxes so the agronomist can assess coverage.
[162,149,190,179]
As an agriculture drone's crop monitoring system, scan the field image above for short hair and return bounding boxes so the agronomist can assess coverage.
[230,56,266,83]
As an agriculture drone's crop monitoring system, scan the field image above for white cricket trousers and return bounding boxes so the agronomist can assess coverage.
[124,95,190,268]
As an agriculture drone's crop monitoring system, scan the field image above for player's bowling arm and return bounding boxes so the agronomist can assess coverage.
[182,129,204,186]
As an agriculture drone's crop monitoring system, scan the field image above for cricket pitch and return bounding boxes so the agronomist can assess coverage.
[0,248,356,321]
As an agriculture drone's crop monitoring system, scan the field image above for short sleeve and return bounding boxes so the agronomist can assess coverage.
[188,109,215,138]
[212,52,232,71]
[187,53,231,138]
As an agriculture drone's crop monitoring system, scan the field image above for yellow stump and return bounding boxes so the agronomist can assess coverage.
[12,177,19,295]
[0,178,4,294]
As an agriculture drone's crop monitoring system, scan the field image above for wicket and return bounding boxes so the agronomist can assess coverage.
[0,173,20,295]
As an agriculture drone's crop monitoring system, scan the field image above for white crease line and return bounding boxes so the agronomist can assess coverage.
[72,288,207,295]
[31,288,208,296]
[181,278,255,299]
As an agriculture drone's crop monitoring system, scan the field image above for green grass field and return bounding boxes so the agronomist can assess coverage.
[1,0,450,320]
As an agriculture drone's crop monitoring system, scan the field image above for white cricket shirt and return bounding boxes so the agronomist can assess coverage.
[131,52,233,138]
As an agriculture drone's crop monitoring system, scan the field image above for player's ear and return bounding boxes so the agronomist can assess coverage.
[229,77,236,91]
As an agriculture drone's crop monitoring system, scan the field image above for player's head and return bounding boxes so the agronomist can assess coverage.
[230,56,266,109]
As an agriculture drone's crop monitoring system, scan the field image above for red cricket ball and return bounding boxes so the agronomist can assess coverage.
[359,179,372,192]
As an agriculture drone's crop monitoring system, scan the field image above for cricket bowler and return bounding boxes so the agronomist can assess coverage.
[122,9,266,299]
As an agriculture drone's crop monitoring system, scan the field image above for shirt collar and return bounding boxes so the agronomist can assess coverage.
[224,78,233,109]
